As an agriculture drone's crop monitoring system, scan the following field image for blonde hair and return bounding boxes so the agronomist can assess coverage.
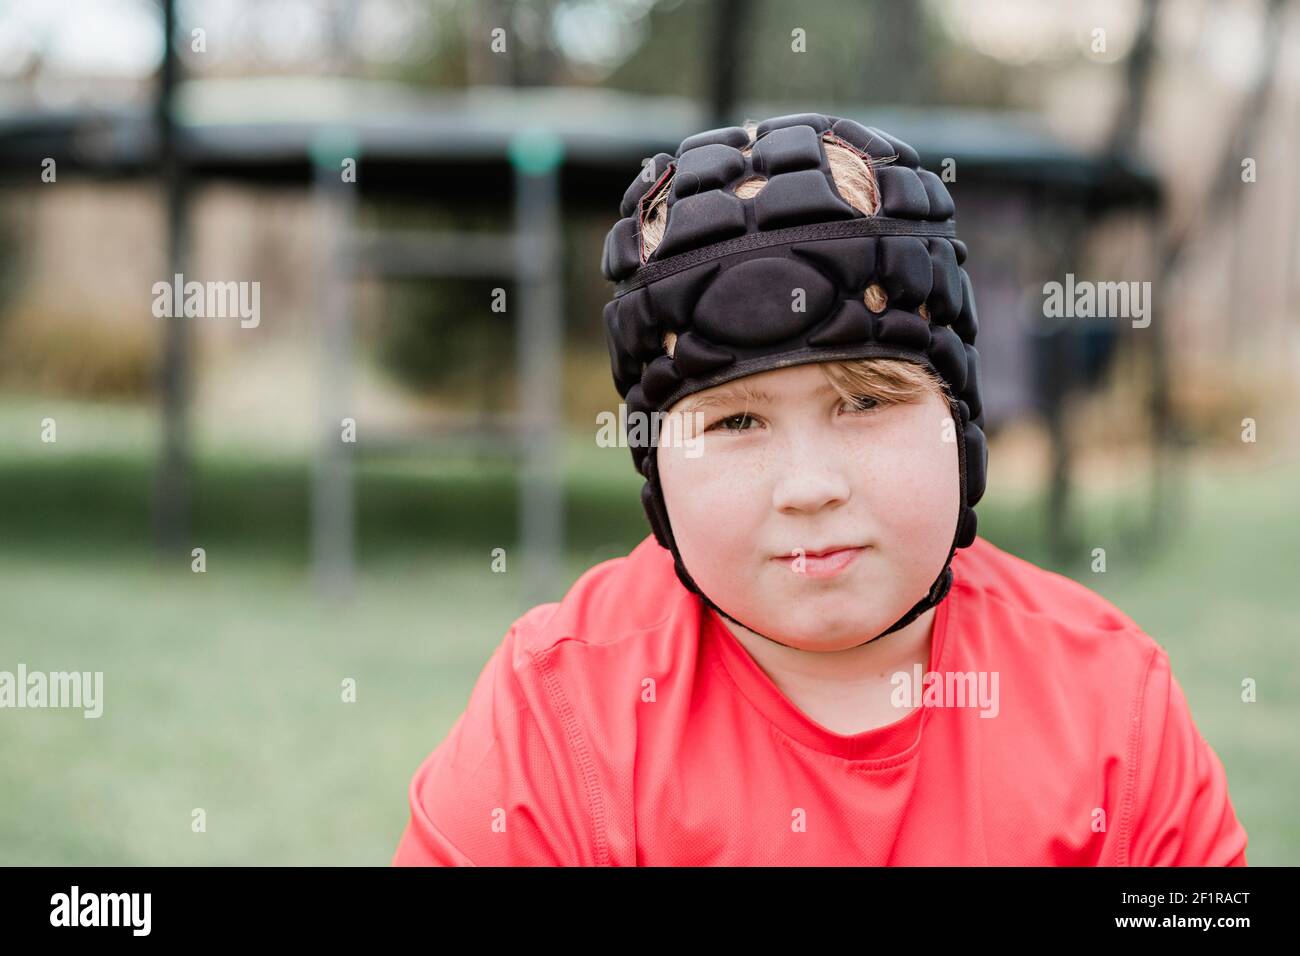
[666,340,948,412]
[821,354,949,406]
[649,120,943,407]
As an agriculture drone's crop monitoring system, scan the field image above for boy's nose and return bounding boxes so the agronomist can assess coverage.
[771,462,852,515]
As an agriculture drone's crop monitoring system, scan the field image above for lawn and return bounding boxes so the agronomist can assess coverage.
[0,398,1295,864]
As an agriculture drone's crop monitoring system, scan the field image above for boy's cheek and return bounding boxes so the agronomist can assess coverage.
[874,469,959,538]
[878,479,963,576]
[661,463,764,562]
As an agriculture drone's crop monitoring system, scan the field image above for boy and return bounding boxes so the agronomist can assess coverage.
[392,113,1248,866]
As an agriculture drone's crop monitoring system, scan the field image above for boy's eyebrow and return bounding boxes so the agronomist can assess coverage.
[682,381,839,411]
[683,384,772,411]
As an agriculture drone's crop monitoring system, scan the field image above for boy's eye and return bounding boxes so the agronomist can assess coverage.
[707,412,759,432]
[705,396,881,431]
[842,394,881,413]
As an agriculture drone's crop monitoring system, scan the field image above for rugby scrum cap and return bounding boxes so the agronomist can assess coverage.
[599,112,987,645]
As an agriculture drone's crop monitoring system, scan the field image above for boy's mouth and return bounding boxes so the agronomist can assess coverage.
[771,545,868,579]
[790,544,861,559]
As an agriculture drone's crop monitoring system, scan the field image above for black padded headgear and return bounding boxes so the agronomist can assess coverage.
[600,112,987,646]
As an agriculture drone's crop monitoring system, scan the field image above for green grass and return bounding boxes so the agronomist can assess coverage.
[0,547,571,864]
[0,402,1296,864]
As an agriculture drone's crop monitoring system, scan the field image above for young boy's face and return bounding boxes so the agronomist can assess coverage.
[656,362,960,651]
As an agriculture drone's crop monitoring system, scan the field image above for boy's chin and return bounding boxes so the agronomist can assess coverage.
[743,600,907,650]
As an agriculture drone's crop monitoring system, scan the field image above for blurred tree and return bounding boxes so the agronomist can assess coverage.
[376,279,516,410]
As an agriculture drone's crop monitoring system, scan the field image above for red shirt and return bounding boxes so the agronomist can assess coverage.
[392,534,1248,866]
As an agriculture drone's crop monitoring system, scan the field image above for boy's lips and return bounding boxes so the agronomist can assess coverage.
[771,545,869,579]
[786,544,861,559]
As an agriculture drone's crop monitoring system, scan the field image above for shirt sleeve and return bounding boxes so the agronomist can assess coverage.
[1125,647,1249,866]
[391,614,595,866]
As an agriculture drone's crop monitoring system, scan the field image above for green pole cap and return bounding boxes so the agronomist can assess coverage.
[310,125,362,170]
[508,128,565,174]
